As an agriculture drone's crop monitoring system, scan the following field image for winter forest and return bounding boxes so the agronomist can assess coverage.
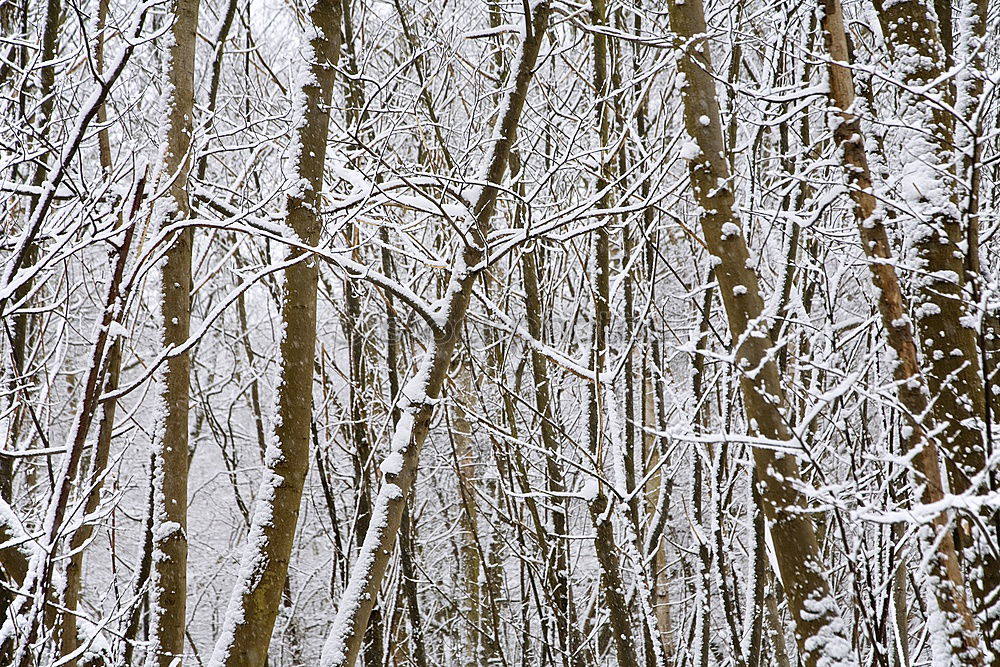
[2,0,1000,664]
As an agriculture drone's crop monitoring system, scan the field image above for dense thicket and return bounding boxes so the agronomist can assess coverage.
[1,0,998,665]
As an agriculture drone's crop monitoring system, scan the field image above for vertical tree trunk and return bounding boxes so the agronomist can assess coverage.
[451,363,481,667]
[207,1,341,665]
[890,521,910,667]
[2,0,61,505]
[873,0,989,526]
[521,244,579,666]
[585,0,642,663]
[634,19,674,658]
[818,1,984,663]
[691,273,714,667]
[2,8,156,646]
[876,0,999,651]
[121,454,157,667]
[0,0,53,604]
[344,266,384,667]
[148,0,200,663]
[764,574,792,667]
[398,505,429,667]
[664,0,854,664]
[954,0,1000,644]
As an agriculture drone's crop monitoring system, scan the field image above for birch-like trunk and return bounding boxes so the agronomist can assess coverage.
[207,1,341,665]
[664,0,854,664]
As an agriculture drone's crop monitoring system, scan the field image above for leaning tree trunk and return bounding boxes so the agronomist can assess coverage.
[207,1,341,666]
[0,6,154,662]
[819,1,985,663]
[664,0,854,664]
[319,5,551,666]
[147,0,200,664]
[59,10,138,645]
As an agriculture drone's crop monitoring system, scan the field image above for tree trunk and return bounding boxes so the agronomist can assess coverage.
[1,0,61,506]
[207,1,341,665]
[665,0,854,664]
[54,0,137,660]
[954,0,1000,645]
[819,1,984,663]
[451,363,482,667]
[874,0,989,534]
[319,5,551,665]
[59,42,138,649]
[521,232,579,667]
[148,0,200,663]
[585,0,642,663]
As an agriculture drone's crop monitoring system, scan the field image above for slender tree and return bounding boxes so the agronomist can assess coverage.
[819,0,984,662]
[319,5,551,664]
[207,0,341,664]
[872,0,989,515]
[147,0,201,664]
[664,0,854,663]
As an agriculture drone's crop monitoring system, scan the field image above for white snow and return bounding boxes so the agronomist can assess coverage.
[379,451,404,476]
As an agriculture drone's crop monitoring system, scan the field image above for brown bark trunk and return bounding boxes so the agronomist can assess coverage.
[451,364,481,667]
[0,0,60,607]
[57,0,131,660]
[521,232,579,667]
[820,1,984,663]
[149,0,200,663]
[2,0,61,506]
[954,0,1000,644]
[874,0,988,519]
[644,373,674,663]
[207,1,341,665]
[665,0,853,664]
[586,0,642,663]
[319,6,551,665]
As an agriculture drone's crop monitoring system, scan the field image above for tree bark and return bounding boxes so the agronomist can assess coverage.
[1,0,61,506]
[521,244,579,666]
[954,0,1000,644]
[148,0,201,663]
[874,0,998,650]
[874,0,988,514]
[585,0,642,663]
[207,1,341,665]
[450,364,482,667]
[319,5,551,665]
[59,86,140,657]
[819,1,984,663]
[665,0,854,664]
